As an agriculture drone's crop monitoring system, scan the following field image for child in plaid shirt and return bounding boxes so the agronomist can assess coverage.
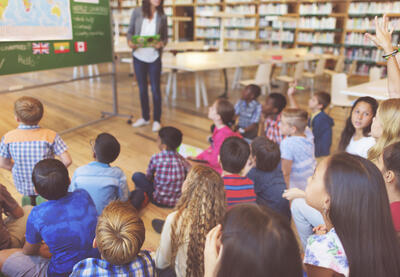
[234,84,262,141]
[0,96,71,205]
[261,93,287,145]
[130,126,190,209]
[71,201,155,277]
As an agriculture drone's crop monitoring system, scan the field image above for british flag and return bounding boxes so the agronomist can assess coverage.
[32,43,50,55]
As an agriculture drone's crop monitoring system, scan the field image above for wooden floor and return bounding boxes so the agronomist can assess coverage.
[0,61,367,250]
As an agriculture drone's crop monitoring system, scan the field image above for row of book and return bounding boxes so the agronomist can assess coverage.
[297,32,335,44]
[348,2,400,15]
[299,3,332,15]
[347,18,400,31]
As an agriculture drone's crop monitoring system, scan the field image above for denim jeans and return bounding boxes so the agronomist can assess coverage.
[133,56,162,122]
[291,198,324,250]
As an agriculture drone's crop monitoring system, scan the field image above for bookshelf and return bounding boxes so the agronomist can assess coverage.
[110,1,400,75]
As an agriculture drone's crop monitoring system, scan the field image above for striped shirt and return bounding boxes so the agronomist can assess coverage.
[0,124,67,196]
[223,174,256,207]
[70,250,155,277]
[264,114,283,144]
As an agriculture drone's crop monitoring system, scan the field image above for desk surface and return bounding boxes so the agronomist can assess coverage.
[341,78,389,100]
[162,49,320,72]
[114,38,206,54]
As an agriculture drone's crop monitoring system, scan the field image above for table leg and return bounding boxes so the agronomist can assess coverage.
[200,73,208,107]
[195,73,200,109]
[232,67,242,90]
[165,71,172,97]
[172,71,177,100]
[219,69,228,98]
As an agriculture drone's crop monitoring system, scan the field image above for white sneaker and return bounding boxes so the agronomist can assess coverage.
[152,121,161,132]
[132,118,150,128]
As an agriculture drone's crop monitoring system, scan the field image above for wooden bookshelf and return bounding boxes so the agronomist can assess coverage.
[110,0,400,75]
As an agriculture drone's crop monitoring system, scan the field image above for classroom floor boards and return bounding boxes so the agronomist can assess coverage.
[0,61,365,250]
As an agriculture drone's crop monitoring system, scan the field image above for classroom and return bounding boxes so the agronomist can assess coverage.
[0,0,400,276]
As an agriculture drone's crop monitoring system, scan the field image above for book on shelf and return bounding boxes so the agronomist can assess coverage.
[299,3,332,16]
[348,2,400,15]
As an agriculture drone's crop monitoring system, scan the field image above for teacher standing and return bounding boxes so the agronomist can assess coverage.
[127,0,168,132]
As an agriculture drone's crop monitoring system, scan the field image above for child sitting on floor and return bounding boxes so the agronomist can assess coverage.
[234,84,262,141]
[131,126,190,209]
[287,85,334,157]
[69,133,128,215]
[71,201,155,276]
[192,99,241,174]
[0,96,72,206]
[0,159,99,277]
[280,108,316,189]
[220,136,256,207]
[261,93,287,144]
[246,137,290,219]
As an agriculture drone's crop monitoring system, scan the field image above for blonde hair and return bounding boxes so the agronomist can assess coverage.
[14,96,44,125]
[368,99,400,162]
[282,108,308,133]
[96,201,145,265]
[170,165,226,277]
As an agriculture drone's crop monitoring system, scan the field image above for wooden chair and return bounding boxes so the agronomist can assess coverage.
[369,67,381,82]
[303,57,326,94]
[330,73,353,109]
[240,63,272,95]
[276,61,304,85]
[324,55,345,76]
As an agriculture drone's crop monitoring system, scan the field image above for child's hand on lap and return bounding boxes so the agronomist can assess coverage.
[313,224,328,235]
[282,188,305,201]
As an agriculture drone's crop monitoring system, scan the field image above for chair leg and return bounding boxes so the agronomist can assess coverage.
[261,86,266,95]
[165,72,172,97]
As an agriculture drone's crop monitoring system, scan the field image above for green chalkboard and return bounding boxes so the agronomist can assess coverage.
[0,0,113,76]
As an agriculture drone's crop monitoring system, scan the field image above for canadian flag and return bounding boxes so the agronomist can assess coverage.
[74,41,87,53]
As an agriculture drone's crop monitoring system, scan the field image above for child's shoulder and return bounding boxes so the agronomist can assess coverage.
[2,127,58,143]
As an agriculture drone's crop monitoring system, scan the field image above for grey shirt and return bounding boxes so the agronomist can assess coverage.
[127,7,168,54]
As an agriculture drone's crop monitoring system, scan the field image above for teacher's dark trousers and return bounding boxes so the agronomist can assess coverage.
[133,56,162,122]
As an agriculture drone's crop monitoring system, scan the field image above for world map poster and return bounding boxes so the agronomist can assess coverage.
[0,0,73,41]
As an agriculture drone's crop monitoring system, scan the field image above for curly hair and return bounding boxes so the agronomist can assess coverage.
[170,165,226,277]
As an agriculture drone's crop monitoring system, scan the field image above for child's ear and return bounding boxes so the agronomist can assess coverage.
[14,115,21,123]
[93,237,97,249]
[384,170,396,185]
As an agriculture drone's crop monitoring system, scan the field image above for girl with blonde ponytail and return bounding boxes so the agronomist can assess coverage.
[155,165,226,277]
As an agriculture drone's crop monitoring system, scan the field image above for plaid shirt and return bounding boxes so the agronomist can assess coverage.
[70,250,155,277]
[146,150,190,207]
[264,114,283,144]
[0,124,67,196]
[235,99,262,128]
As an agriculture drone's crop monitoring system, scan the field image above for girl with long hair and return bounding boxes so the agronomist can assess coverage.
[337,97,378,158]
[368,98,400,162]
[204,204,303,277]
[155,165,226,277]
[303,153,400,277]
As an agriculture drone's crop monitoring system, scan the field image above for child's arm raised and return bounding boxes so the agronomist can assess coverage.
[287,82,300,108]
[366,15,400,98]
[0,157,13,171]
[281,159,292,189]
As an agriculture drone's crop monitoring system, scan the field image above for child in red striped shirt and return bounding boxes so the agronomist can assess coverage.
[220,136,256,207]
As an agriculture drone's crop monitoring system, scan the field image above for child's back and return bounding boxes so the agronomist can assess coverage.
[220,137,256,207]
[0,97,70,198]
[246,137,290,219]
[69,133,128,215]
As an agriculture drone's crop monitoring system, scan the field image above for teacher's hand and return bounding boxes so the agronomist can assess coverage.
[128,40,138,50]
[154,41,164,49]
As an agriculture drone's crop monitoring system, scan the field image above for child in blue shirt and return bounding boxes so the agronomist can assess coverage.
[246,137,290,219]
[234,84,262,140]
[287,86,334,157]
[69,133,128,215]
[0,159,99,277]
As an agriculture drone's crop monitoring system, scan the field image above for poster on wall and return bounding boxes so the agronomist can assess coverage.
[0,0,73,41]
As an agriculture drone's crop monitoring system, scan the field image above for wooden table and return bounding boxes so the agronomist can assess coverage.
[340,78,389,100]
[163,49,321,108]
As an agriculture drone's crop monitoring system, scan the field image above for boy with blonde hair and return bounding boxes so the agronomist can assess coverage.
[71,201,155,276]
[0,96,71,205]
[280,108,316,190]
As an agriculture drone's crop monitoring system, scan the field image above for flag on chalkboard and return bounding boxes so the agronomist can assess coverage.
[32,43,49,55]
[54,42,70,54]
[75,41,87,53]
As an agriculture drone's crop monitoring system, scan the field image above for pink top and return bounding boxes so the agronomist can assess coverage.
[196,126,241,174]
[390,201,400,232]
